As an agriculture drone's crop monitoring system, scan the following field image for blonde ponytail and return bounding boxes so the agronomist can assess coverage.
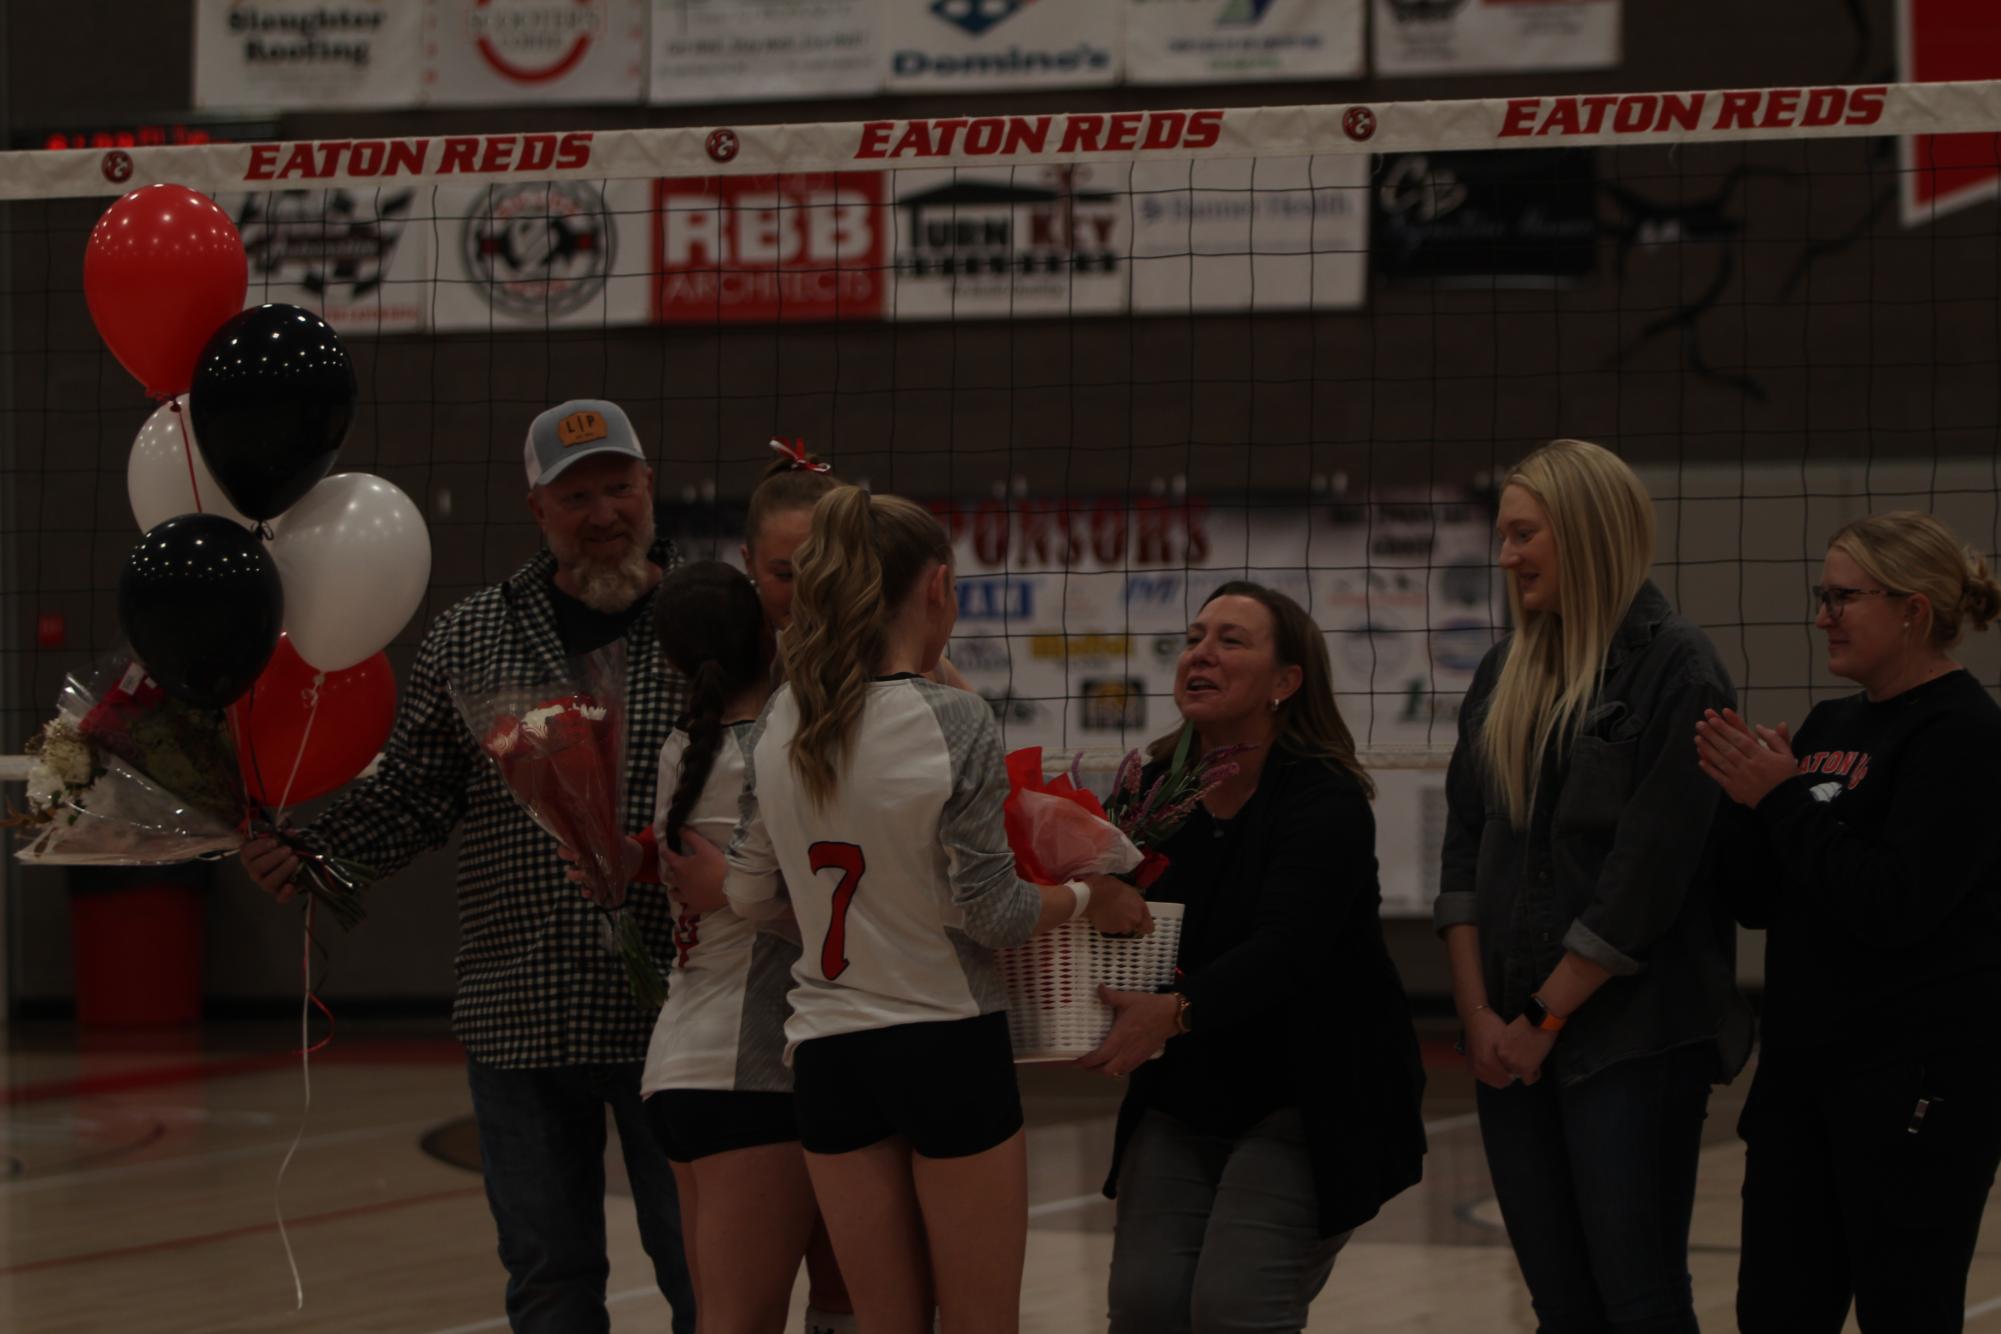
[783,487,951,806]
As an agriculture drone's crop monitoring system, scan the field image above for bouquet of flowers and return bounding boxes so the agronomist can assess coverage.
[1105,729,1250,890]
[1000,747,1142,885]
[454,644,667,1011]
[6,654,373,928]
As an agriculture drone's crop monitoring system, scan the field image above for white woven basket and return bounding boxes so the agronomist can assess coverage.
[997,902,1185,1062]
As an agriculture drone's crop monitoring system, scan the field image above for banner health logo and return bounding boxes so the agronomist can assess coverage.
[465,181,614,319]
[930,0,1035,38]
[1218,0,1277,24]
[899,168,1119,281]
[467,0,603,84]
[238,189,415,301]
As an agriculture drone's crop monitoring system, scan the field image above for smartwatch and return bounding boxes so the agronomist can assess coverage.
[1523,994,1567,1033]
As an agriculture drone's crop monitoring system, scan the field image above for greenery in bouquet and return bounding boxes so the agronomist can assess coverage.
[1105,728,1251,884]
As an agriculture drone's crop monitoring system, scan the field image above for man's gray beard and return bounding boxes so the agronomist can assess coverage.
[555,513,656,613]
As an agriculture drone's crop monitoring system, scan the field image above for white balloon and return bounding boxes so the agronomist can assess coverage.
[126,398,253,532]
[269,473,432,672]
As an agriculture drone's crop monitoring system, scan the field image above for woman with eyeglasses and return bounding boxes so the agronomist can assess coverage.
[1696,511,2001,1334]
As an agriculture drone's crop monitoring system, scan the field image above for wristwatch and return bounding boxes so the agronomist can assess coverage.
[1171,992,1193,1035]
[1523,994,1567,1033]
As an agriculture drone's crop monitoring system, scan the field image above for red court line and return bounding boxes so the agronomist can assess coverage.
[1,1040,465,1107]
[0,1183,489,1277]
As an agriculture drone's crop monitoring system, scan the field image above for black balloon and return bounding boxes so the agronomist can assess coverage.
[187,303,356,521]
[119,514,284,709]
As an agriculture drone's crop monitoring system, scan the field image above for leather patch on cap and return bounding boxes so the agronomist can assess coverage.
[557,411,608,447]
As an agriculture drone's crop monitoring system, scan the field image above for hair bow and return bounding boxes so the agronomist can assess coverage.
[768,437,832,473]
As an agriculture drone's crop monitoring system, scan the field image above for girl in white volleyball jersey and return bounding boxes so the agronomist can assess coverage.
[667,488,1151,1334]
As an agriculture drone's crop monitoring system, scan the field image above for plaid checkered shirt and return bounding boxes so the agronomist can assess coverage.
[311,538,686,1068]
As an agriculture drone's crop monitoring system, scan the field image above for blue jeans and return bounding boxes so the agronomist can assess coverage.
[466,1058,697,1334]
[1475,1043,1712,1334]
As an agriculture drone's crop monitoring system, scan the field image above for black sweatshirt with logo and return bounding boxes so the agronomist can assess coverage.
[1725,669,2001,1060]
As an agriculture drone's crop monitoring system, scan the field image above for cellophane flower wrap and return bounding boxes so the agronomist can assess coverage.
[453,644,666,1011]
[1104,729,1250,890]
[1001,747,1141,885]
[7,654,372,928]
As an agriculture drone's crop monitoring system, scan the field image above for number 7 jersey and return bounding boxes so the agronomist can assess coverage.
[724,675,1043,1050]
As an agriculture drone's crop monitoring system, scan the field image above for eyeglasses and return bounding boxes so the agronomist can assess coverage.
[1812,584,1903,621]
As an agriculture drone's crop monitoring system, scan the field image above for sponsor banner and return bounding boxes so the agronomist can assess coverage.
[887,163,1130,319]
[1124,0,1363,85]
[1373,0,1620,77]
[1129,155,1367,312]
[884,0,1122,92]
[936,493,1500,758]
[1373,148,1594,281]
[193,0,419,109]
[430,178,654,331]
[421,0,648,105]
[1897,0,2001,226]
[654,173,890,322]
[226,187,434,332]
[11,80,1992,200]
[650,0,878,104]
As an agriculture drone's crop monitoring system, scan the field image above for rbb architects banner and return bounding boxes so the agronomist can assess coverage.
[430,179,654,330]
[225,187,434,332]
[1373,0,1620,76]
[1124,0,1364,85]
[654,174,890,322]
[421,0,648,105]
[650,0,878,104]
[938,495,1499,916]
[1129,155,1367,311]
[1373,148,1595,281]
[194,0,420,109]
[884,0,1122,92]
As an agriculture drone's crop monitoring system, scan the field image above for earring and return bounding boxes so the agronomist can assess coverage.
[1269,698,1281,712]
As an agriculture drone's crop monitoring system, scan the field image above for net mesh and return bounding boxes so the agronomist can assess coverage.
[3,85,1999,915]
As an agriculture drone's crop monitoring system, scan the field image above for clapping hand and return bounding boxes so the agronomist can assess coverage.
[1695,708,1798,808]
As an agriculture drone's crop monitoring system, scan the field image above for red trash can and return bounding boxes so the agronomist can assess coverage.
[69,868,206,1027]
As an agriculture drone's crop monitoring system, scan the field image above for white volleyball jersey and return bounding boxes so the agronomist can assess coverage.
[726,675,1042,1049]
[640,724,798,1096]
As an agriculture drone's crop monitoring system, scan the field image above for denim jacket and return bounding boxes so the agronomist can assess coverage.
[1434,581,1754,1087]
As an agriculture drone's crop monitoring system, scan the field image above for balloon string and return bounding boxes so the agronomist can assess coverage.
[169,396,207,516]
[274,896,317,1312]
[275,674,323,817]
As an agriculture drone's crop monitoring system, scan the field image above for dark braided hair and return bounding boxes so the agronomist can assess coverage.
[653,561,768,853]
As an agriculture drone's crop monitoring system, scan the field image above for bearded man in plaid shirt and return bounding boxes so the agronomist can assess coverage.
[243,399,696,1334]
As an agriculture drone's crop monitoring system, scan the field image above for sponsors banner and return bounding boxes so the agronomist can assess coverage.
[193,0,420,109]
[1373,0,1620,77]
[1124,0,1363,85]
[1130,155,1367,311]
[654,173,890,322]
[227,187,434,331]
[1373,147,1595,282]
[650,0,878,104]
[884,0,1122,92]
[11,81,1987,200]
[430,178,654,330]
[421,0,648,105]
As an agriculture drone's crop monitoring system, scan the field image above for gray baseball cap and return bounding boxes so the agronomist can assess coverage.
[523,399,647,488]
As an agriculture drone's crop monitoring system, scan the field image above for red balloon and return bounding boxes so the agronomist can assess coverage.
[84,184,247,399]
[235,637,396,809]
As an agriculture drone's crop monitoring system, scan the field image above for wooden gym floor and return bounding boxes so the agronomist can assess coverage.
[1,1023,1996,1332]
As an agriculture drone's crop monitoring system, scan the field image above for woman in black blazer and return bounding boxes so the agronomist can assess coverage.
[1082,580,1427,1334]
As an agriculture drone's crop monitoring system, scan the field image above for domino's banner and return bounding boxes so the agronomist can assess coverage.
[430,179,655,330]
[649,0,879,104]
[1124,0,1364,85]
[193,0,420,109]
[1372,0,1621,77]
[421,0,649,105]
[884,0,1123,92]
